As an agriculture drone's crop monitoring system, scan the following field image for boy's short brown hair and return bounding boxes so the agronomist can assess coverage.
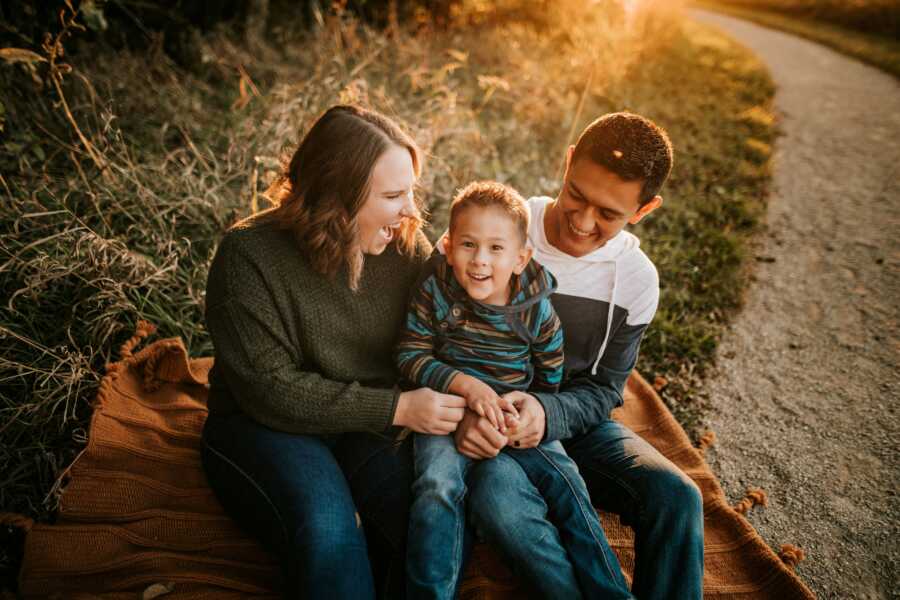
[449,181,529,244]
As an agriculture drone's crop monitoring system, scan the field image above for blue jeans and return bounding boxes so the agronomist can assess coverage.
[408,434,631,600]
[469,419,704,600]
[201,411,413,599]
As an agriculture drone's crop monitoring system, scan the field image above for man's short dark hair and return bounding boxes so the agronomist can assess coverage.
[571,112,674,206]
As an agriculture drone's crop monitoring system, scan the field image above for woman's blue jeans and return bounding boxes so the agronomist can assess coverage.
[408,434,632,600]
[201,411,413,599]
[468,419,705,600]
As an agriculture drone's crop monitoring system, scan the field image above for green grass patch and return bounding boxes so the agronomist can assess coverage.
[0,1,775,586]
[694,0,900,78]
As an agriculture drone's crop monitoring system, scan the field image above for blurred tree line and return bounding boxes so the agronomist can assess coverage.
[711,0,900,38]
[0,0,459,64]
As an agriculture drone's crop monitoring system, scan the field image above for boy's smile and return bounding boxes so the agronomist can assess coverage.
[546,146,662,257]
[446,205,532,306]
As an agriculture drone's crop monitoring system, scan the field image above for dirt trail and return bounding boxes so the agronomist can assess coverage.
[690,10,900,599]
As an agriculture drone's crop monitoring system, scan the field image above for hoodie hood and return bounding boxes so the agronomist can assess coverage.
[526,196,646,374]
[428,253,557,316]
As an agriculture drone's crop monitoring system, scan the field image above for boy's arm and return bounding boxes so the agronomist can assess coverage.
[395,277,462,393]
[530,301,564,393]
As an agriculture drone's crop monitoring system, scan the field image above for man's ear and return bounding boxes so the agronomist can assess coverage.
[564,145,575,176]
[628,195,663,224]
[513,246,534,275]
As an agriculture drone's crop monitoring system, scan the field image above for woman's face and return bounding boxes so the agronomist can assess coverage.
[356,144,417,255]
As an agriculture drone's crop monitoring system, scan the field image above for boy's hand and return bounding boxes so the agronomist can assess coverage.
[449,373,518,432]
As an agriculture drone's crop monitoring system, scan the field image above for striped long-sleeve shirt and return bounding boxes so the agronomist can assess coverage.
[396,254,563,395]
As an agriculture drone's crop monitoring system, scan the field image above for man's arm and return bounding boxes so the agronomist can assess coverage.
[531,321,648,442]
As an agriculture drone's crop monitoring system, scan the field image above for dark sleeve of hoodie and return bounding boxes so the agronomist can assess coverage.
[531,321,648,443]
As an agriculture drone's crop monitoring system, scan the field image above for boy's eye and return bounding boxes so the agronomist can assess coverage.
[462,241,475,248]
[491,245,504,252]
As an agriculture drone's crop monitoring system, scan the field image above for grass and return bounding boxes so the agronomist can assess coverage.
[694,0,900,77]
[0,0,775,588]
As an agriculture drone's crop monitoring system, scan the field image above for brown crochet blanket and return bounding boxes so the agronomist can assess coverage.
[13,331,815,599]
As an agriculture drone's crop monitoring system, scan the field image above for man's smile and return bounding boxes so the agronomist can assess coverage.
[567,217,597,238]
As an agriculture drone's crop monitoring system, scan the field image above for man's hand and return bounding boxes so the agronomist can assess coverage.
[454,409,508,459]
[449,373,518,433]
[502,391,546,449]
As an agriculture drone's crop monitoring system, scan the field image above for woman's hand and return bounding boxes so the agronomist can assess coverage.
[393,387,467,435]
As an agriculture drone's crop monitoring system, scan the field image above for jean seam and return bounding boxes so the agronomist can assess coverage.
[203,440,290,547]
[533,445,620,583]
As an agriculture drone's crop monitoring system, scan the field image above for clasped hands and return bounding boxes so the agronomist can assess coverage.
[449,373,545,460]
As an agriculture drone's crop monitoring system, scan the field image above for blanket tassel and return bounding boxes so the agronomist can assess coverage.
[778,543,806,569]
[733,487,768,514]
[696,430,716,455]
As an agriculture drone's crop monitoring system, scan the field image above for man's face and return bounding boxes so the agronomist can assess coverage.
[446,205,532,306]
[546,146,662,257]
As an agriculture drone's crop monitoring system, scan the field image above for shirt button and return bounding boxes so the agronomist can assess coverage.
[439,322,449,330]
[451,307,462,317]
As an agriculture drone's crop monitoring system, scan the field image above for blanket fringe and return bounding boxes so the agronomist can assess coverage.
[778,544,806,569]
[118,320,157,360]
[733,487,768,514]
[696,430,716,454]
[0,512,34,532]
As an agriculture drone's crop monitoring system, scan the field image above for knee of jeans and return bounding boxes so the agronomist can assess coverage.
[650,470,703,519]
[412,466,466,505]
[294,506,366,554]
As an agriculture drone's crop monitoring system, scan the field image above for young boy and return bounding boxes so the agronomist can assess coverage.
[396,182,632,600]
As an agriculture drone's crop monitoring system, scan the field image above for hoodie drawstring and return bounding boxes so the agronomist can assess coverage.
[591,260,618,375]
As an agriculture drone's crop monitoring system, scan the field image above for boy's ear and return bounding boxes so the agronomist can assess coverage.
[513,246,534,275]
[443,233,455,265]
[629,195,663,224]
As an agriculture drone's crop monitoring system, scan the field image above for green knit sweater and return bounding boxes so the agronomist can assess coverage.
[205,215,432,435]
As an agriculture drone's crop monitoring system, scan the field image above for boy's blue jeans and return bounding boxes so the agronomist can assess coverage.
[408,433,633,600]
[201,411,413,599]
[468,418,705,600]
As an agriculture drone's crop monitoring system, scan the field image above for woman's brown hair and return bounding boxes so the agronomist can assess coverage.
[262,105,423,290]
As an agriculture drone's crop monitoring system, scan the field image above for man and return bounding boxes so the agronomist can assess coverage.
[455,112,704,599]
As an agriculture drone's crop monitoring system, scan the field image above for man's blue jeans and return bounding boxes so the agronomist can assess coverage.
[408,433,632,600]
[468,419,705,600]
[201,411,412,599]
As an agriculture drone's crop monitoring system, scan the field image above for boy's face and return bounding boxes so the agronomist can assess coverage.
[546,145,663,257]
[446,206,533,306]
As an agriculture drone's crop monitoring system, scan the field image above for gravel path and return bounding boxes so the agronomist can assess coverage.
[690,10,900,599]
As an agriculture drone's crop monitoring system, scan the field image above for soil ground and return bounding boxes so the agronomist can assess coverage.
[691,10,900,600]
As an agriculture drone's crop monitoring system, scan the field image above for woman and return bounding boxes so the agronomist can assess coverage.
[200,105,467,598]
